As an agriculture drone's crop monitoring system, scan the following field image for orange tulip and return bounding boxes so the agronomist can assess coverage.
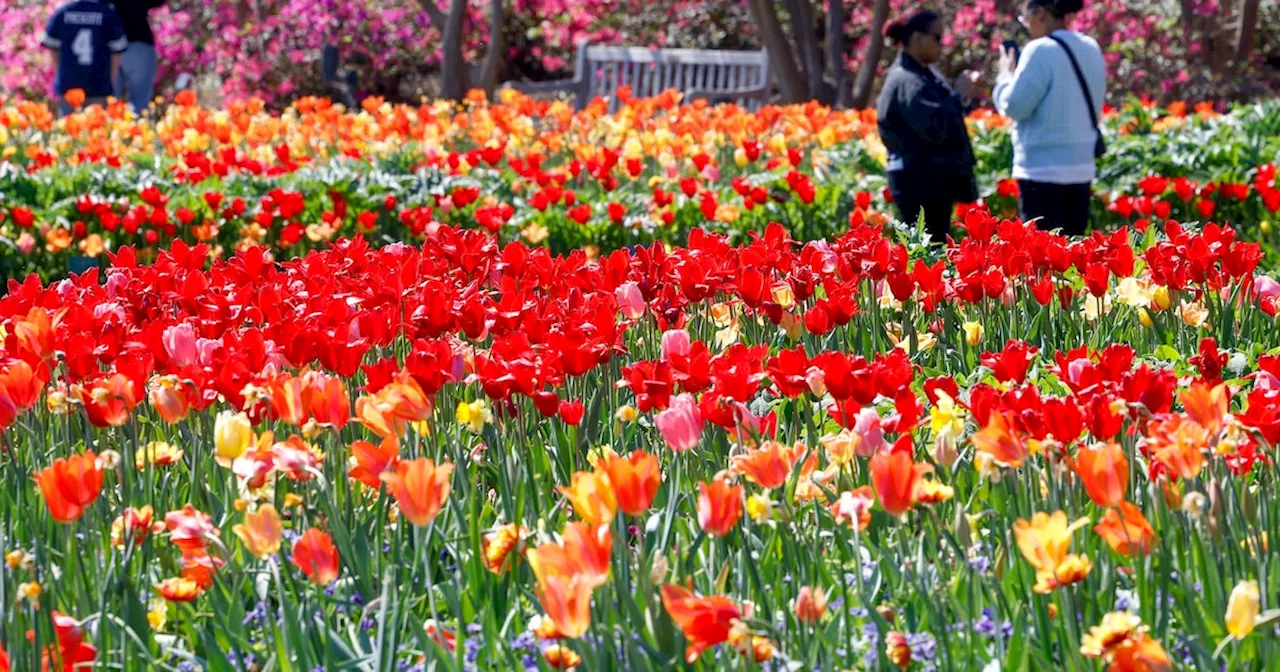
[156,577,202,602]
[109,505,154,548]
[481,523,526,574]
[869,446,924,517]
[1146,415,1207,481]
[660,584,742,663]
[730,440,803,490]
[148,375,191,424]
[0,358,46,427]
[180,548,222,589]
[527,522,612,588]
[794,453,838,504]
[559,470,617,527]
[424,619,457,651]
[1179,381,1228,435]
[1013,511,1093,593]
[269,373,309,426]
[532,572,595,639]
[885,631,911,669]
[381,457,454,527]
[1109,633,1172,672]
[305,370,350,429]
[348,436,399,488]
[543,644,582,670]
[1095,501,1156,557]
[355,394,406,438]
[64,88,87,109]
[1073,442,1129,508]
[35,451,103,523]
[526,521,613,639]
[793,585,827,623]
[293,528,340,585]
[697,477,743,537]
[12,307,56,363]
[971,411,1029,468]
[233,504,284,558]
[382,373,432,423]
[75,373,138,427]
[598,450,661,515]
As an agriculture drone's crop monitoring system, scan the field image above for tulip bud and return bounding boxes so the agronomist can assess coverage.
[1242,485,1257,520]
[793,586,828,623]
[954,506,972,549]
[1152,286,1171,311]
[1180,492,1206,518]
[933,435,959,469]
[649,553,670,586]
[885,631,911,669]
[877,605,897,623]
[1138,308,1153,328]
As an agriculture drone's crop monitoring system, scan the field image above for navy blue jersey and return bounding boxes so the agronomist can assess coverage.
[41,0,128,97]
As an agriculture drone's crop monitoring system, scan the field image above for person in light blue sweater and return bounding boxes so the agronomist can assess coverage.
[993,0,1106,235]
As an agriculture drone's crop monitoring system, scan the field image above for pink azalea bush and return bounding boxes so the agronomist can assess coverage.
[2,0,1276,106]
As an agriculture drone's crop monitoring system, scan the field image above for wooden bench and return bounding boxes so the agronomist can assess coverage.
[504,44,772,111]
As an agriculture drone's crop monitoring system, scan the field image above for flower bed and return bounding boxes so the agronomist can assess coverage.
[0,208,1277,668]
[2,93,1280,281]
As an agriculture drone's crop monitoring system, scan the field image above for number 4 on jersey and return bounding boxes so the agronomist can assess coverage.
[72,29,93,66]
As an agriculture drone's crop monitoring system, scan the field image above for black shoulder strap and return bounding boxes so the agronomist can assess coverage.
[1047,33,1099,130]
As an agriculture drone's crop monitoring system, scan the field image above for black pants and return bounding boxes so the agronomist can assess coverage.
[889,172,956,244]
[1018,180,1092,236]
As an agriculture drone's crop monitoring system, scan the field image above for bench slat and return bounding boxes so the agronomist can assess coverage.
[501,43,772,111]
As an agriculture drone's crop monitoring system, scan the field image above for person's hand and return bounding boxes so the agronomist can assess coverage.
[954,70,982,101]
[998,46,1017,74]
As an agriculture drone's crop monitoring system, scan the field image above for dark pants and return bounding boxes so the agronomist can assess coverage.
[1018,180,1092,236]
[889,171,960,244]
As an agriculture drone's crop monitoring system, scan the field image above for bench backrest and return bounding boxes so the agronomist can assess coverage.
[575,44,771,110]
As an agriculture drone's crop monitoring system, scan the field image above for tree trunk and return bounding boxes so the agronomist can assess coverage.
[1211,0,1234,71]
[748,0,806,102]
[826,0,848,107]
[416,0,471,99]
[785,0,825,103]
[476,0,505,94]
[1235,0,1260,63]
[850,0,889,109]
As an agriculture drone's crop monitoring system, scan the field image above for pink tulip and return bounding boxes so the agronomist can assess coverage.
[615,282,646,320]
[163,323,199,367]
[854,407,884,457]
[1253,276,1280,304]
[660,329,691,361]
[655,393,703,452]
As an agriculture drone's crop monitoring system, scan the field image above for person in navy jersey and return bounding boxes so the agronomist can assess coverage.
[41,0,128,115]
[111,1,167,115]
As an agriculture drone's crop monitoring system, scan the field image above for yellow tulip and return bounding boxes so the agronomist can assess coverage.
[962,320,984,346]
[215,410,253,468]
[1225,580,1260,640]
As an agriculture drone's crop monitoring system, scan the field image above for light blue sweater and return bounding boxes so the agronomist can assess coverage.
[993,30,1107,184]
